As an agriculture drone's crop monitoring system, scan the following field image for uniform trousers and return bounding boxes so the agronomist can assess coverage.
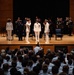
[7,30,12,40]
[35,32,40,42]
[45,33,49,43]
[26,32,29,42]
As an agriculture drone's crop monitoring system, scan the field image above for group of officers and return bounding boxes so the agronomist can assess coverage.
[6,16,73,43]
[56,17,73,36]
[14,17,50,43]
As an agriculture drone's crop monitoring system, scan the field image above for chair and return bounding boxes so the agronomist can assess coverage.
[55,28,63,40]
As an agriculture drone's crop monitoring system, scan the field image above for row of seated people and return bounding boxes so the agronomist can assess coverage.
[0,44,74,75]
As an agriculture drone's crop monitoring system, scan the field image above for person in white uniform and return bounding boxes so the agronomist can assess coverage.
[34,19,41,43]
[43,19,50,43]
[25,18,31,43]
[6,18,13,41]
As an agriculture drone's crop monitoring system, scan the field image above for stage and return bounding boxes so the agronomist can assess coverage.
[0,34,74,53]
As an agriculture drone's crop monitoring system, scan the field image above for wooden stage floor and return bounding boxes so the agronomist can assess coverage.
[0,34,74,53]
[0,34,74,45]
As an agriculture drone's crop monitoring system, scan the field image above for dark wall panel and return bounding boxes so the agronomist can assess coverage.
[13,0,69,22]
[0,0,13,30]
[1,0,74,32]
[70,0,74,21]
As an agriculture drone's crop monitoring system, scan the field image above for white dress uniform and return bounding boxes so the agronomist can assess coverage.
[34,22,41,43]
[44,22,50,43]
[6,22,13,40]
[25,21,31,43]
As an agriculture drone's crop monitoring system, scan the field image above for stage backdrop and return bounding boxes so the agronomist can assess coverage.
[1,0,74,33]
[0,0,13,33]
[13,0,69,22]
[70,0,74,21]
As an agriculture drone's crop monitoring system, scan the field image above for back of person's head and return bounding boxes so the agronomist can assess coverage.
[27,60,33,67]
[10,67,17,75]
[36,55,40,60]
[13,48,18,55]
[0,68,4,75]
[67,53,72,60]
[24,54,29,59]
[12,56,17,62]
[59,72,67,75]
[0,57,3,65]
[14,71,21,75]
[17,51,22,56]
[23,48,28,54]
[37,49,44,58]
[58,55,65,63]
[1,49,5,53]
[33,66,40,74]
[18,55,23,62]
[53,60,61,68]
[45,58,50,65]
[31,55,37,63]
[3,63,9,72]
[46,53,54,61]
[36,63,42,71]
[38,58,43,64]
[1,53,6,59]
[46,49,51,54]
[11,61,17,67]
[22,59,28,67]
[68,59,72,65]
[24,68,29,75]
[8,50,12,55]
[42,64,48,73]
[28,50,34,57]
[28,71,37,75]
[52,66,58,74]
[62,65,69,74]
[5,56,10,61]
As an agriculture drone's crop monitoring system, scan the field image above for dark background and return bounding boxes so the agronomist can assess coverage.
[13,0,69,22]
